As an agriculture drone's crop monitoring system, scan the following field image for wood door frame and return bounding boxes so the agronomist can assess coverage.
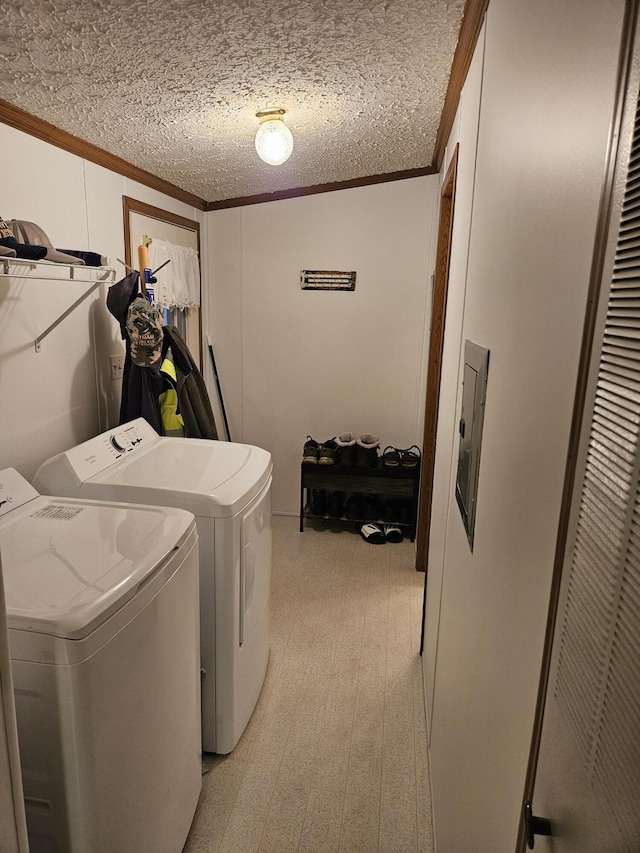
[123,195,203,370]
[415,145,459,574]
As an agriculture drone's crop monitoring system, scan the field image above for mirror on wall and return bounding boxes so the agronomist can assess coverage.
[122,196,202,368]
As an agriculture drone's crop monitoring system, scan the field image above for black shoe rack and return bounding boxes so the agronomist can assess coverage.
[299,458,421,541]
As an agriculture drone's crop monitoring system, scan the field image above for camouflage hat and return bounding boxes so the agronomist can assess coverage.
[126,297,163,367]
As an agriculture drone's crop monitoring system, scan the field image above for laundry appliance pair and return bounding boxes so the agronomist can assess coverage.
[33,417,273,755]
[0,420,272,852]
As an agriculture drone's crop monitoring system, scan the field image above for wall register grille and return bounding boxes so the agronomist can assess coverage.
[300,270,356,291]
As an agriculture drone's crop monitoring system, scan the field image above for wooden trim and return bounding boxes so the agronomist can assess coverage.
[123,197,203,236]
[122,195,203,370]
[515,2,639,849]
[0,0,483,210]
[416,146,459,579]
[431,0,489,172]
[205,167,437,210]
[0,99,207,211]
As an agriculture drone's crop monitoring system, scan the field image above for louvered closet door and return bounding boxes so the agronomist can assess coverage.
[527,13,640,852]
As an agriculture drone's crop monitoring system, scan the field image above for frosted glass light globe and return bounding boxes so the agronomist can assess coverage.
[255,116,293,166]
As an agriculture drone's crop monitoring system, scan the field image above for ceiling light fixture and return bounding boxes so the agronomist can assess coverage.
[255,107,293,166]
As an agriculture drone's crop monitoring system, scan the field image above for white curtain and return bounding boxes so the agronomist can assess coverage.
[147,238,200,309]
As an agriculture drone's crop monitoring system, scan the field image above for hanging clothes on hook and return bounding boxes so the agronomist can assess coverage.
[161,325,217,440]
[106,271,163,432]
[107,272,217,439]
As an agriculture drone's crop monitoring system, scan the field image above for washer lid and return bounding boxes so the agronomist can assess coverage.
[0,495,194,639]
[86,439,272,517]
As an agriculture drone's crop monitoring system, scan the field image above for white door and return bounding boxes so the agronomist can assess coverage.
[523,5,640,850]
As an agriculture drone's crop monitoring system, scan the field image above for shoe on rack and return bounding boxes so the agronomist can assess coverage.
[303,436,319,464]
[356,434,380,468]
[318,438,339,465]
[382,446,401,468]
[336,432,357,466]
[310,489,328,517]
[328,491,345,518]
[384,524,403,544]
[361,494,380,522]
[381,499,399,523]
[359,522,386,544]
[345,494,365,520]
[396,501,411,526]
[400,445,421,469]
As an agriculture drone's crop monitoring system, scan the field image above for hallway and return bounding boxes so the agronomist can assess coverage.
[184,515,432,852]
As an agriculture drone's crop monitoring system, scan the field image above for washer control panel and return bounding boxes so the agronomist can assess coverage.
[0,468,39,516]
[36,418,161,486]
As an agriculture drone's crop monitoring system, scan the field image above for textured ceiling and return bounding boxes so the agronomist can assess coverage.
[0,0,465,203]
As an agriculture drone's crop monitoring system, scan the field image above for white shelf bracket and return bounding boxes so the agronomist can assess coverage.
[35,279,96,352]
[0,260,116,352]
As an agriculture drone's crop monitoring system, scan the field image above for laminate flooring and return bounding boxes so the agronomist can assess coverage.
[183,514,433,853]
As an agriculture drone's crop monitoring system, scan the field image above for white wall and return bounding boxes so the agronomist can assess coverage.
[422,24,484,743]
[0,123,204,481]
[206,179,439,515]
[423,1,626,852]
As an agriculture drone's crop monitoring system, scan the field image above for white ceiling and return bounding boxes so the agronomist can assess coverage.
[1,0,465,203]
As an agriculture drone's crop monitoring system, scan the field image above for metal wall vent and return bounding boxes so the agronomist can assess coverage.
[300,270,356,291]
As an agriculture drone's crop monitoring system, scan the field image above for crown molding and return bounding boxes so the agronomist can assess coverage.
[205,167,437,210]
[431,0,490,172]
[0,99,207,210]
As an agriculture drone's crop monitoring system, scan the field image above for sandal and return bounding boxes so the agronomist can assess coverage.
[358,522,386,544]
[384,524,403,544]
[382,446,401,467]
[400,445,421,468]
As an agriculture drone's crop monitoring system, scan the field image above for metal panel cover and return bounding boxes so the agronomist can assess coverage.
[455,340,489,550]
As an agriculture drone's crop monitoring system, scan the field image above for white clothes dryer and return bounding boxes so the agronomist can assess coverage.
[34,418,272,754]
[0,468,201,853]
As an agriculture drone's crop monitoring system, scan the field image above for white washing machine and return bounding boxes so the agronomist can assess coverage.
[0,468,202,853]
[0,550,29,853]
[34,418,272,754]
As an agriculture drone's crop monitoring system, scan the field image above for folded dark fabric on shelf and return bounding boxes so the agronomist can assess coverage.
[57,249,107,267]
[0,235,47,260]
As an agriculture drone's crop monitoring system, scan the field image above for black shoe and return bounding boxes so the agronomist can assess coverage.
[318,439,339,465]
[381,500,398,523]
[328,491,345,518]
[361,494,380,521]
[356,434,380,468]
[302,436,319,464]
[310,489,328,516]
[336,432,357,466]
[396,501,411,526]
[345,494,364,520]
